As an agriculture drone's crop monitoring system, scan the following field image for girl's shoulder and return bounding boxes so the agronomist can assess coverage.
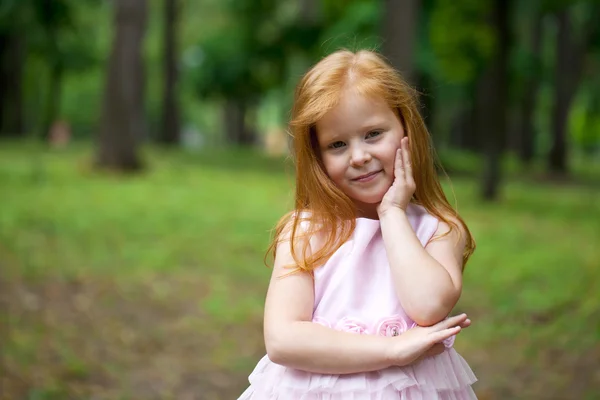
[408,203,470,250]
[407,202,439,224]
[276,209,326,246]
[406,203,440,245]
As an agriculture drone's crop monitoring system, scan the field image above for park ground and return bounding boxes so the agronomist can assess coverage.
[1,142,599,399]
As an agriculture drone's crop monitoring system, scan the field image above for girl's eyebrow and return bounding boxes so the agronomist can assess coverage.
[318,130,345,143]
[358,119,387,132]
[319,119,387,143]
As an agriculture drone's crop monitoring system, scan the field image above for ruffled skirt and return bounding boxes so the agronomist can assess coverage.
[238,349,477,399]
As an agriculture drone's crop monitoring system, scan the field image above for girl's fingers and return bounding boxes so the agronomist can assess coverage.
[394,148,405,180]
[434,314,468,331]
[431,326,461,343]
[402,138,411,170]
[422,343,445,359]
[402,138,415,187]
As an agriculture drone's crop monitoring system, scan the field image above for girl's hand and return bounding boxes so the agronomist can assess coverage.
[377,137,415,217]
[388,313,471,366]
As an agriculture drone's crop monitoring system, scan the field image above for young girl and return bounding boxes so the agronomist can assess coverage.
[239,49,478,399]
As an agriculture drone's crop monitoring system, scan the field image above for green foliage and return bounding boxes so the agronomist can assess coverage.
[317,0,381,55]
[191,0,383,102]
[540,0,592,13]
[4,0,599,159]
[192,0,310,101]
[1,0,99,70]
[429,0,494,84]
[570,83,600,153]
[0,0,30,32]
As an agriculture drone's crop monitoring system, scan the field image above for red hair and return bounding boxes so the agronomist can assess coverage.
[267,49,475,274]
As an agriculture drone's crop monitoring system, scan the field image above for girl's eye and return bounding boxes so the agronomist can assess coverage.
[366,131,382,139]
[328,141,346,149]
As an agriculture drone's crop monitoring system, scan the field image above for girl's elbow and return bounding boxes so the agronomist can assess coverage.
[408,297,459,326]
[265,340,285,364]
[411,311,448,327]
[264,329,291,365]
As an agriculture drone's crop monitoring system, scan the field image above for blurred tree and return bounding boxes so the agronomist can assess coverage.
[96,0,147,171]
[0,3,27,137]
[193,0,320,146]
[0,0,99,139]
[193,0,271,146]
[159,0,180,145]
[415,0,436,130]
[429,0,494,151]
[300,0,319,23]
[0,32,24,137]
[574,34,600,155]
[517,2,544,165]
[481,0,511,200]
[29,0,98,141]
[318,0,379,54]
[382,0,419,84]
[547,1,599,174]
[194,27,263,146]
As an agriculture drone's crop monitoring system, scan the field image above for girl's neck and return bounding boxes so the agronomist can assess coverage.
[355,203,379,220]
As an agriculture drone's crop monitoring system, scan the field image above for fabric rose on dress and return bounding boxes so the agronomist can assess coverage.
[375,315,409,337]
[335,317,370,334]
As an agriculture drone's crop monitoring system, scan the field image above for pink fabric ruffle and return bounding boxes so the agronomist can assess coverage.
[238,348,477,400]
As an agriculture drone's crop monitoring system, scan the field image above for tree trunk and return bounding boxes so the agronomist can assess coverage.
[96,0,147,171]
[0,33,24,137]
[382,0,419,84]
[417,71,435,132]
[449,104,470,150]
[224,99,256,146]
[159,0,180,145]
[41,60,63,141]
[481,0,510,201]
[548,9,581,174]
[519,12,543,165]
[451,81,483,152]
[224,99,245,145]
[300,0,320,23]
[469,77,491,152]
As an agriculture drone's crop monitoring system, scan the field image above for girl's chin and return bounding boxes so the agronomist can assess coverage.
[351,194,386,207]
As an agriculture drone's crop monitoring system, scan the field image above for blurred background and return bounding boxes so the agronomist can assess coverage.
[0,0,599,399]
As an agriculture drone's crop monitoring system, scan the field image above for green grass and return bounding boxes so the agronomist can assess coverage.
[1,141,599,399]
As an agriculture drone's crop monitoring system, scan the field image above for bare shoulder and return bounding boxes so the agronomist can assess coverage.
[430,210,468,244]
[426,212,468,276]
[273,210,325,273]
[264,212,318,332]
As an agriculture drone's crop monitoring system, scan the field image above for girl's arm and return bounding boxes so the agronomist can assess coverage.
[379,209,465,326]
[377,137,466,327]
[263,229,468,374]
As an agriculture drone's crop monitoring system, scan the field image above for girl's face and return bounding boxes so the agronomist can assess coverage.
[315,89,405,217]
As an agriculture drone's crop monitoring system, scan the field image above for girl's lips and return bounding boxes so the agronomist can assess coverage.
[353,170,382,182]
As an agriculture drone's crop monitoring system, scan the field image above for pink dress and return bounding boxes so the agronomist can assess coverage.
[239,204,478,399]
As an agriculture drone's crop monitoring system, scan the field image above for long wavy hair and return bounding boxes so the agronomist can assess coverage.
[267,49,475,274]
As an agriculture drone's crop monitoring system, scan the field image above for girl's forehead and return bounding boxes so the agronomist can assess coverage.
[318,91,390,124]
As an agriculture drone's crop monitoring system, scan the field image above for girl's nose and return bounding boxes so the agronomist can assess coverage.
[350,145,372,166]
